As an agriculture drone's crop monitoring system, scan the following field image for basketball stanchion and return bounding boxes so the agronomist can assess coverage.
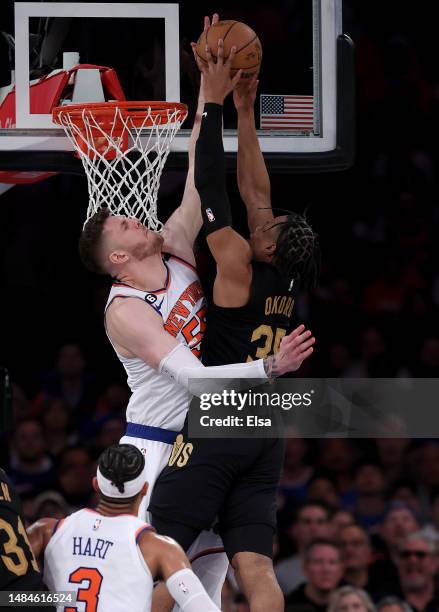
[52,101,188,229]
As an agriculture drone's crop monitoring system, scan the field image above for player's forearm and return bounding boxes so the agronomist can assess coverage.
[237,108,271,217]
[166,569,220,611]
[195,103,233,235]
[159,343,293,397]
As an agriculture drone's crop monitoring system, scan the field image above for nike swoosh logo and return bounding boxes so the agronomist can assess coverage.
[202,111,207,117]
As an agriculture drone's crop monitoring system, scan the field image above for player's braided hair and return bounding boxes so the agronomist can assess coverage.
[273,212,320,290]
[98,444,145,496]
[78,207,110,275]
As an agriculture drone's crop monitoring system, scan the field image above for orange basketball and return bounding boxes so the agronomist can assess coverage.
[196,20,262,79]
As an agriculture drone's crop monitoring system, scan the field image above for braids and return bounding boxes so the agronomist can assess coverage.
[273,212,320,290]
[98,444,145,495]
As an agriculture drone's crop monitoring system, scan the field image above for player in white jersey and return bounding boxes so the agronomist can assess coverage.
[28,444,221,612]
[77,14,314,609]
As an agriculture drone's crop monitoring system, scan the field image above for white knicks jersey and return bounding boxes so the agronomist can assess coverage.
[44,509,154,612]
[105,253,206,431]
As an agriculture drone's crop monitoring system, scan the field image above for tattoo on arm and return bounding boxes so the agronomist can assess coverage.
[263,355,281,378]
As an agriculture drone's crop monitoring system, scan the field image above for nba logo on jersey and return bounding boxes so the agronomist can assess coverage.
[92,519,102,531]
[206,208,215,222]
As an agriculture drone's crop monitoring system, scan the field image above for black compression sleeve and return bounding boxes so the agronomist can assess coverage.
[195,102,232,236]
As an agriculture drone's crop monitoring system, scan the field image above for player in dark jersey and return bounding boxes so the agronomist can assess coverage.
[0,468,55,611]
[149,40,319,611]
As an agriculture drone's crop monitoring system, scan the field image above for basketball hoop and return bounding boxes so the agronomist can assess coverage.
[52,101,188,230]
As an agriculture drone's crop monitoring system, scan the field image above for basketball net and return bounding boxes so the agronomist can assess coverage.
[52,102,188,230]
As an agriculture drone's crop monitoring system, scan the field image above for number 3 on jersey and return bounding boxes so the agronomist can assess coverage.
[247,325,287,361]
[65,567,103,612]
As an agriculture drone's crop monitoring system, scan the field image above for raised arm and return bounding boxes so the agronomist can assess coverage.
[164,15,220,254]
[233,79,274,232]
[106,298,315,392]
[193,40,255,307]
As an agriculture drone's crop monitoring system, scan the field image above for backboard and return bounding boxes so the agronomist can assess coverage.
[0,0,354,174]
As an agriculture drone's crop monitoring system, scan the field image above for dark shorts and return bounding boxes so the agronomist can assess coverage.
[148,415,285,561]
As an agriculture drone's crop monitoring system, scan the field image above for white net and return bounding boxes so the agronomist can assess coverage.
[53,102,188,229]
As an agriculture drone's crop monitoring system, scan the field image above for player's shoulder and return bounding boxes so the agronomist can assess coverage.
[137,529,181,554]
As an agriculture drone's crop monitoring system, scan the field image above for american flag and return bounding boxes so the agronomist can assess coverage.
[260,95,314,131]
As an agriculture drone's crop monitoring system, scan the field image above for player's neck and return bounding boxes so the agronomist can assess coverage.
[94,500,136,517]
[117,252,167,292]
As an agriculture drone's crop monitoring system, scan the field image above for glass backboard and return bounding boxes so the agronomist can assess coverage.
[0,0,354,173]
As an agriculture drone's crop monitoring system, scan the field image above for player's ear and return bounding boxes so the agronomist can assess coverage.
[140,482,148,498]
[109,250,129,265]
[266,243,276,257]
[92,477,99,493]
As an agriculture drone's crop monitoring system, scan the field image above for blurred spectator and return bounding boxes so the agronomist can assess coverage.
[394,532,439,611]
[56,446,94,509]
[331,510,356,537]
[412,442,439,516]
[32,490,69,520]
[327,586,376,612]
[7,418,56,496]
[11,383,31,421]
[370,503,421,595]
[339,524,382,598]
[275,502,331,596]
[278,435,314,503]
[317,440,358,507]
[422,488,439,542]
[307,474,341,509]
[352,462,387,530]
[40,398,77,458]
[95,383,129,417]
[33,343,98,418]
[285,539,344,612]
[390,480,422,517]
[375,439,411,486]
[376,596,412,612]
[90,417,125,459]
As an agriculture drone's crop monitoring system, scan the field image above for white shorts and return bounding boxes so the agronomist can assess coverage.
[119,434,172,522]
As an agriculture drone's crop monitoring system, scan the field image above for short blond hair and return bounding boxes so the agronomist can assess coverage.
[327,586,376,612]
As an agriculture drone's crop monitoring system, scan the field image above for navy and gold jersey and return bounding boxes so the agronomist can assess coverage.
[202,260,296,366]
[0,468,45,592]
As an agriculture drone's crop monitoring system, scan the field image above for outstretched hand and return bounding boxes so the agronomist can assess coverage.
[191,39,242,105]
[233,76,259,112]
[264,324,315,377]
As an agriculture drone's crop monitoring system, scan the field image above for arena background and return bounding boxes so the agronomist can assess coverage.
[1,1,439,609]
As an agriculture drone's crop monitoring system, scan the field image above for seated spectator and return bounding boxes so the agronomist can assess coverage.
[352,461,387,530]
[394,531,439,612]
[339,524,382,599]
[278,435,314,503]
[328,585,376,612]
[375,439,411,486]
[32,490,69,520]
[422,487,439,542]
[56,446,94,510]
[285,539,344,612]
[376,597,412,612]
[369,502,421,596]
[307,474,341,508]
[33,342,98,420]
[331,510,356,537]
[390,480,422,517]
[275,501,331,596]
[40,398,77,458]
[7,418,56,496]
[317,440,358,507]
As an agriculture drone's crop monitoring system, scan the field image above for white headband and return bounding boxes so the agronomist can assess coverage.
[96,467,145,499]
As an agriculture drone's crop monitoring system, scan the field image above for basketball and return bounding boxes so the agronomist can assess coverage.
[196,20,262,79]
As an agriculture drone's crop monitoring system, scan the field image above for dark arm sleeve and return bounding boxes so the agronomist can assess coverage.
[194,102,232,236]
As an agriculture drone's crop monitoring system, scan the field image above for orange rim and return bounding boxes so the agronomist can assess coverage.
[52,100,188,128]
